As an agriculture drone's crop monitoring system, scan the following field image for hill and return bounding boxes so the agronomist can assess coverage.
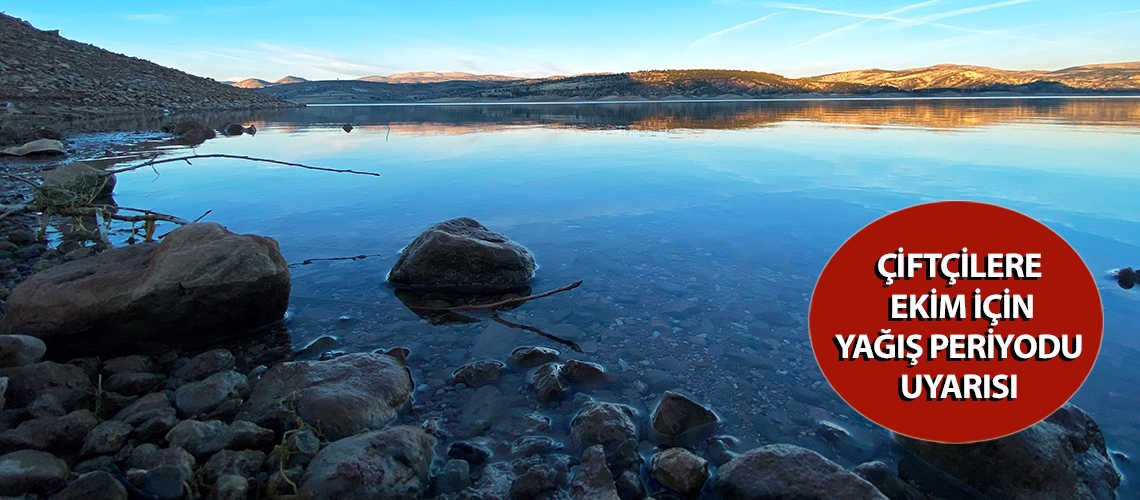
[275,75,308,85]
[357,71,520,84]
[256,64,1140,104]
[0,14,292,128]
[232,78,273,89]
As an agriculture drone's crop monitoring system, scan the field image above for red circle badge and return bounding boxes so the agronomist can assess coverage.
[809,201,1102,443]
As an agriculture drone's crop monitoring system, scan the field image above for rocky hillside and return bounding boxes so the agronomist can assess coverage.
[257,63,1140,103]
[0,14,292,126]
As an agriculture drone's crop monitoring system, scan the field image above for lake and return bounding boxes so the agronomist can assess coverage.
[95,97,1140,496]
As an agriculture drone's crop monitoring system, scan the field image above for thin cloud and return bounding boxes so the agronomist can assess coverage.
[789,0,941,49]
[688,12,781,50]
[908,0,1035,24]
[258,43,392,76]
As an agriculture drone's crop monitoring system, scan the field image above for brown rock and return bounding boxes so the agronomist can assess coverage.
[650,447,709,498]
[0,223,290,357]
[387,217,536,289]
[716,444,886,500]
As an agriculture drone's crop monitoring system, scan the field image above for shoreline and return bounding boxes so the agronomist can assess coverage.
[298,93,1140,107]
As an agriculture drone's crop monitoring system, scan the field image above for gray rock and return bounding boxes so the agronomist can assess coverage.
[448,440,493,466]
[0,334,45,368]
[165,419,273,459]
[237,352,413,440]
[52,470,127,500]
[561,359,607,383]
[512,435,563,457]
[113,391,175,426]
[433,459,472,494]
[103,372,166,396]
[172,349,235,382]
[716,444,887,500]
[571,402,639,454]
[0,223,291,357]
[132,466,185,500]
[510,463,559,500]
[651,447,709,498]
[26,393,66,418]
[204,449,264,483]
[453,360,505,387]
[80,419,134,456]
[896,403,1120,500]
[266,427,320,470]
[208,474,249,500]
[266,466,304,497]
[0,449,68,496]
[128,443,196,482]
[531,362,568,401]
[0,409,97,453]
[614,469,646,500]
[387,217,537,289]
[173,370,247,417]
[102,355,153,376]
[0,361,90,411]
[136,414,180,442]
[299,425,436,500]
[512,346,561,368]
[854,461,922,500]
[650,391,719,441]
[39,162,116,200]
[571,444,619,500]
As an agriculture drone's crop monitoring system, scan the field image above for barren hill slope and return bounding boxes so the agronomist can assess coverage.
[0,13,291,124]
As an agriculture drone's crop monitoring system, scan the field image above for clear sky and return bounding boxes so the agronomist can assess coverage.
[6,0,1139,81]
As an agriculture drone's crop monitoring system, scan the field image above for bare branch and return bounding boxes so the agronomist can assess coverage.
[288,253,384,268]
[406,280,583,312]
[0,172,40,188]
[107,154,381,177]
[491,312,584,353]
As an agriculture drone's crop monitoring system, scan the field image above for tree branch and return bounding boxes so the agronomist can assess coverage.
[490,312,584,353]
[106,154,381,177]
[406,280,583,311]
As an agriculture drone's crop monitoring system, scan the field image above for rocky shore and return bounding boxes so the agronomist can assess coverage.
[0,206,1124,499]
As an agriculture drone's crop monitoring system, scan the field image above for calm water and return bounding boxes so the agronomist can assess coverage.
[94,98,1140,494]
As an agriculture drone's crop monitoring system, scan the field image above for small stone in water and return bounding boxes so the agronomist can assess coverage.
[512,346,560,368]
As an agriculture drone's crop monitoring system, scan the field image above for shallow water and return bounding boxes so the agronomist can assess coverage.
[92,98,1140,494]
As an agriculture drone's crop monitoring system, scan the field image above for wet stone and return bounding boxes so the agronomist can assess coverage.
[571,402,639,454]
[0,334,45,368]
[531,362,568,401]
[204,449,265,483]
[561,359,607,383]
[174,370,247,417]
[208,475,249,500]
[433,459,472,495]
[615,469,647,500]
[651,391,719,441]
[512,346,561,368]
[449,440,493,466]
[454,360,505,387]
[650,447,709,498]
[571,444,619,500]
[512,435,563,457]
[509,463,559,500]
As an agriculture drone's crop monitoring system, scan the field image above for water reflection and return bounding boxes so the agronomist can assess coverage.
[85,98,1140,496]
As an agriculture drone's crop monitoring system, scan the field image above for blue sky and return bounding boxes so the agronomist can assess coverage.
[6,1,1139,81]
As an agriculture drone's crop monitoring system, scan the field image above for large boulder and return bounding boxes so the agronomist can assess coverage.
[716,444,887,500]
[387,217,536,289]
[0,223,290,357]
[299,426,436,500]
[0,449,69,496]
[896,404,1120,500]
[236,352,413,440]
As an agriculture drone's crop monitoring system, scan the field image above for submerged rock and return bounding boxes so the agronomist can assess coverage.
[716,444,887,500]
[167,121,215,145]
[512,346,560,368]
[571,444,620,500]
[454,360,505,387]
[387,217,537,289]
[530,362,568,401]
[650,391,719,443]
[300,425,436,500]
[651,447,709,498]
[896,403,1120,500]
[571,402,639,454]
[561,359,607,383]
[0,223,290,357]
[237,352,413,440]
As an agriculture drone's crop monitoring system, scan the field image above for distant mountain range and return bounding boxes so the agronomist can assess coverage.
[249,63,1140,104]
[230,76,309,88]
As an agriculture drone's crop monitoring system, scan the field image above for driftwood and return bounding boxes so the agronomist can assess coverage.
[407,281,583,312]
[108,154,381,177]
[288,253,384,268]
[491,312,584,353]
